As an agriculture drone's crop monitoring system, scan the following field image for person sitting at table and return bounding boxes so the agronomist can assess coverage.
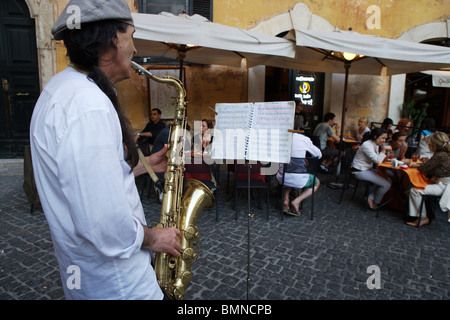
[389,132,408,160]
[416,117,436,161]
[381,118,394,143]
[312,112,340,173]
[293,100,306,130]
[395,118,413,134]
[356,117,371,143]
[137,108,166,156]
[277,132,322,216]
[193,119,214,153]
[406,132,450,227]
[396,118,415,146]
[351,127,392,210]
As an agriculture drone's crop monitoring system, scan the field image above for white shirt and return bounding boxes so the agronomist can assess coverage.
[351,139,386,171]
[277,133,322,188]
[30,67,163,300]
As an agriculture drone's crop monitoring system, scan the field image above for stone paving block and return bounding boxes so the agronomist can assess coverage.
[1,162,449,300]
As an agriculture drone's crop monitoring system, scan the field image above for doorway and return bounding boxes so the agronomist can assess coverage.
[0,0,40,158]
[265,66,325,133]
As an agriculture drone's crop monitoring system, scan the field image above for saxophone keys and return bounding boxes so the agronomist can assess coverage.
[180,247,197,263]
[183,226,200,240]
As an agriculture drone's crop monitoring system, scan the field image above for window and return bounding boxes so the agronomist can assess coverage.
[139,0,212,20]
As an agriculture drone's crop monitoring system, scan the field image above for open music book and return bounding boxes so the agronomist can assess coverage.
[211,101,295,163]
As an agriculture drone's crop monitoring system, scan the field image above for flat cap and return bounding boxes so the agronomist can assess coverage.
[52,0,134,40]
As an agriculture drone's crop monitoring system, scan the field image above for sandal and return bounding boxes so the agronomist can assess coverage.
[284,209,302,216]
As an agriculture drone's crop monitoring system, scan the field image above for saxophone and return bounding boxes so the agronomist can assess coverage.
[131,62,215,300]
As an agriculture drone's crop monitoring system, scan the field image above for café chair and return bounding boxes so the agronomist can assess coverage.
[311,136,321,149]
[338,149,382,216]
[279,156,319,221]
[416,194,443,228]
[184,159,220,221]
[233,162,271,220]
[338,148,358,204]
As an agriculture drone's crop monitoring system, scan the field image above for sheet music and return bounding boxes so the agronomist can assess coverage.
[212,103,253,160]
[246,101,295,163]
[211,101,295,163]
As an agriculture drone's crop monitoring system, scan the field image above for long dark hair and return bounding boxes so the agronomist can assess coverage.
[370,127,387,141]
[63,20,138,168]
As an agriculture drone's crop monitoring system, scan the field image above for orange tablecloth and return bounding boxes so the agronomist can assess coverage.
[377,162,433,190]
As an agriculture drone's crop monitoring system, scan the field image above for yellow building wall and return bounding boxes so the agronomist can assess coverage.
[51,0,450,133]
[52,0,247,131]
[214,0,450,132]
[213,0,450,38]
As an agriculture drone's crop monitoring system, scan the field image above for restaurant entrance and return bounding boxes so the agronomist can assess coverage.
[265,66,325,133]
[404,72,450,129]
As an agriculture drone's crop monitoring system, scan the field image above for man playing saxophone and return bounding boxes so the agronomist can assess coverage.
[30,0,180,299]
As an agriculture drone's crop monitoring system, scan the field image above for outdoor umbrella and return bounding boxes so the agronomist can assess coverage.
[132,12,296,79]
[269,28,450,144]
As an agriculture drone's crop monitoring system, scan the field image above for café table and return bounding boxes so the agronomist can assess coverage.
[377,160,432,190]
[376,160,433,215]
[342,138,360,150]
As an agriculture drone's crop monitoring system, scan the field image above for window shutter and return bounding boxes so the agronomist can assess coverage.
[192,0,212,20]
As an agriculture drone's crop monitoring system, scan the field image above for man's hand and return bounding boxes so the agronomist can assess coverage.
[141,226,181,257]
[133,144,168,177]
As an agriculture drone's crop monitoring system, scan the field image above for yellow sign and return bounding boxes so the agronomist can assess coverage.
[299,82,310,94]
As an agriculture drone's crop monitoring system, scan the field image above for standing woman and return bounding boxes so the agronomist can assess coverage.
[407,132,450,227]
[351,128,392,209]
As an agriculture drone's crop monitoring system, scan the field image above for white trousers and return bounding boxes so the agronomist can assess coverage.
[408,177,450,217]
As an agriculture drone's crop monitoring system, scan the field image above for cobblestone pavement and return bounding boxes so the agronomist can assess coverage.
[1,159,449,300]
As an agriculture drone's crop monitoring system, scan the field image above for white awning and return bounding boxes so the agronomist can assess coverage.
[132,12,296,68]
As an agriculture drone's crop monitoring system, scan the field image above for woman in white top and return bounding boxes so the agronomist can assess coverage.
[277,133,322,215]
[351,128,392,209]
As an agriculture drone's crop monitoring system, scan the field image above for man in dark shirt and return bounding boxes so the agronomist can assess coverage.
[137,108,166,156]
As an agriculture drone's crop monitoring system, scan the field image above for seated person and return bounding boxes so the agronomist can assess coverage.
[277,133,322,216]
[351,128,392,210]
[395,118,414,146]
[193,119,214,153]
[407,132,450,227]
[416,117,436,161]
[356,117,371,143]
[389,132,408,160]
[293,100,306,130]
[381,118,394,144]
[137,108,166,156]
[395,118,413,135]
[312,112,340,173]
